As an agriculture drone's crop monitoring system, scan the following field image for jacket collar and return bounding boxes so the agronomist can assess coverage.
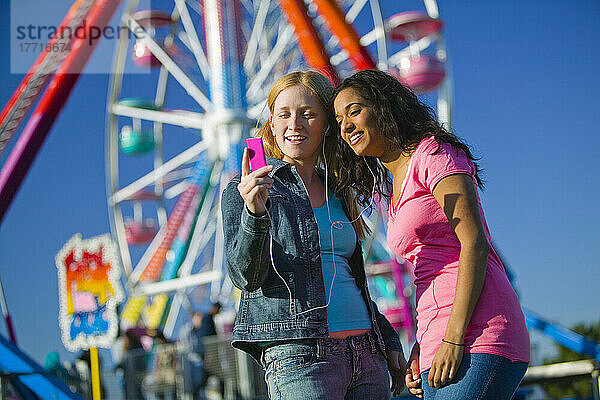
[266,157,327,179]
[266,157,289,178]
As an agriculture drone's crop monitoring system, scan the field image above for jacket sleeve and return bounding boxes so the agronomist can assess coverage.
[371,299,404,353]
[221,177,272,292]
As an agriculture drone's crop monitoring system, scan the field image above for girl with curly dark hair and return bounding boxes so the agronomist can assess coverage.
[333,69,530,400]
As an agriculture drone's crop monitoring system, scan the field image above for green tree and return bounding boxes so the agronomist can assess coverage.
[540,320,600,399]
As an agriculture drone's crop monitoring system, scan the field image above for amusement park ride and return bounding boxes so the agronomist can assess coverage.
[0,0,598,398]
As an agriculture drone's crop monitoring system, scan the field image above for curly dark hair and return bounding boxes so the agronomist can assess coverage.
[332,69,483,198]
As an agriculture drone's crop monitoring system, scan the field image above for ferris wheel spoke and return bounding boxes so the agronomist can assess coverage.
[329,27,381,67]
[362,211,380,262]
[244,0,272,72]
[176,161,223,277]
[309,0,376,69]
[114,204,134,276]
[125,15,212,111]
[217,275,234,304]
[128,162,220,290]
[130,166,195,200]
[319,0,368,51]
[182,0,202,15]
[134,270,222,296]
[110,141,207,205]
[369,0,388,70]
[359,27,383,47]
[176,31,211,68]
[111,104,206,130]
[180,218,218,277]
[164,179,190,199]
[239,0,254,14]
[210,173,232,300]
[387,35,435,66]
[162,288,201,338]
[210,227,225,302]
[331,31,435,68]
[155,62,170,108]
[128,224,168,287]
[246,24,295,97]
[163,291,185,338]
[162,167,194,185]
[437,74,452,129]
[423,0,440,18]
[345,0,369,23]
[247,100,269,120]
[173,0,211,80]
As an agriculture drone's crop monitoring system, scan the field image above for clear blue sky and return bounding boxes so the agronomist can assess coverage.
[0,0,599,368]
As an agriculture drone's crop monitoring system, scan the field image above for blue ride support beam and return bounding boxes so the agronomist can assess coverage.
[0,333,82,399]
[524,308,600,362]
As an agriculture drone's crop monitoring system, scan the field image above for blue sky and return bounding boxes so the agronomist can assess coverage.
[0,0,599,368]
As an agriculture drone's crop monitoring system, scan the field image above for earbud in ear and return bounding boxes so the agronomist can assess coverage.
[269,117,275,136]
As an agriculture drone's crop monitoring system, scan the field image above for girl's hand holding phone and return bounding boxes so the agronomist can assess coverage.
[238,147,273,216]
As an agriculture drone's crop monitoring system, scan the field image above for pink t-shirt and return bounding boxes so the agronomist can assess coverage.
[387,136,530,372]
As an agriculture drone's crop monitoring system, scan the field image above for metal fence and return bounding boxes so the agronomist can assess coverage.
[101,334,266,400]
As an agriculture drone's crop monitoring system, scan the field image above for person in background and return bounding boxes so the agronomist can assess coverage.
[181,309,211,399]
[44,351,81,393]
[148,334,177,400]
[75,349,106,399]
[116,329,146,400]
[197,302,223,396]
[200,302,222,338]
[333,69,530,399]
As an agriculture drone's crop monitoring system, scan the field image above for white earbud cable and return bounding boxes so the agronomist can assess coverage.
[254,134,377,317]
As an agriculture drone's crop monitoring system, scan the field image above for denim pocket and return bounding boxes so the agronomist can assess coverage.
[261,270,294,298]
[271,353,316,375]
[240,271,297,327]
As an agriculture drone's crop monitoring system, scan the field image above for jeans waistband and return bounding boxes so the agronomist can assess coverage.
[261,331,377,366]
[316,331,377,357]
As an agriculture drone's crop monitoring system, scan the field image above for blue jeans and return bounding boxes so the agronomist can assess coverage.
[421,353,528,400]
[261,331,390,400]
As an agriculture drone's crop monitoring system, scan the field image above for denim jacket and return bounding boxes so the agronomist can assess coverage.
[221,158,403,363]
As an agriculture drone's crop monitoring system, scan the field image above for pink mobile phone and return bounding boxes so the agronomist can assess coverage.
[246,137,267,171]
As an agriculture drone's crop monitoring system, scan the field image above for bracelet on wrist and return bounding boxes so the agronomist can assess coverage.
[442,338,465,347]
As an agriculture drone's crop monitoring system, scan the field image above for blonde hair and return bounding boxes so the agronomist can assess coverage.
[256,71,369,239]
[257,71,334,158]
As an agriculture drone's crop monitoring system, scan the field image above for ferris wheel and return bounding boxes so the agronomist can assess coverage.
[106,0,451,338]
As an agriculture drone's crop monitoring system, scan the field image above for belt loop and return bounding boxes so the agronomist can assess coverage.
[316,338,324,360]
[368,331,377,354]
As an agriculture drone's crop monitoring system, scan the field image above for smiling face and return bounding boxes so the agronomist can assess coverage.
[270,85,328,166]
[334,88,388,158]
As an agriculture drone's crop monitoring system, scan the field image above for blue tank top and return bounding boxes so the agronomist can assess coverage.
[313,190,372,332]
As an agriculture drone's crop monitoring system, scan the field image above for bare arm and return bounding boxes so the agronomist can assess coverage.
[428,173,490,388]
